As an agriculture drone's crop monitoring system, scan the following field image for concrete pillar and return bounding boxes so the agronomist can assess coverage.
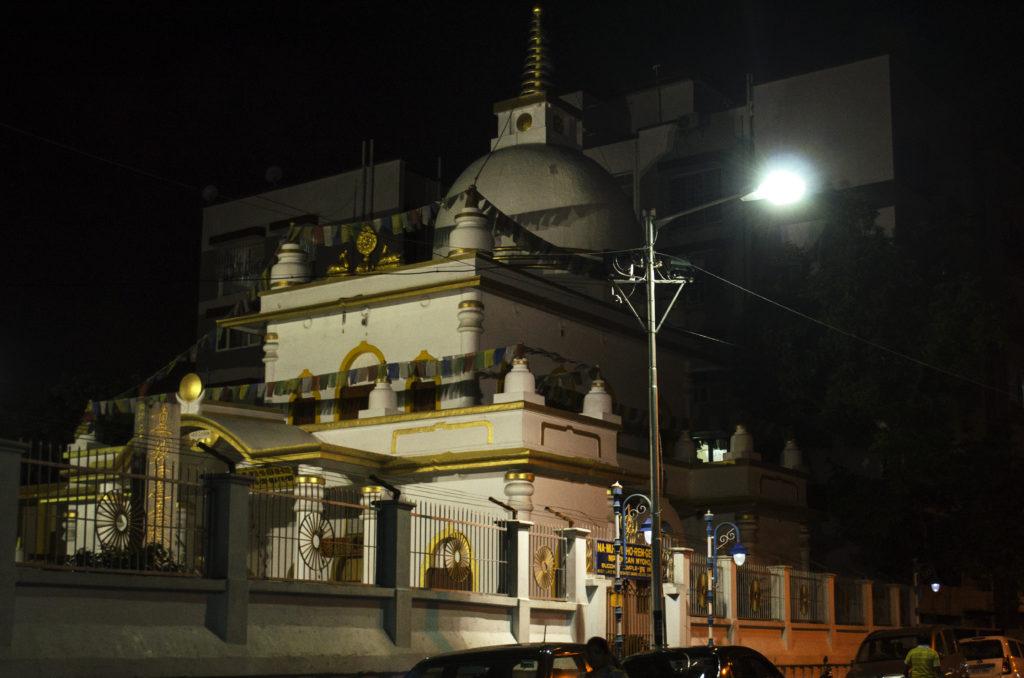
[557,527,591,644]
[556,528,590,604]
[666,547,693,648]
[374,498,415,647]
[496,519,532,598]
[361,486,383,585]
[262,332,279,383]
[861,579,873,628]
[293,471,326,581]
[719,555,738,643]
[0,439,27,647]
[498,520,534,642]
[457,290,485,355]
[888,584,901,627]
[823,573,837,652]
[203,473,253,644]
[770,565,793,651]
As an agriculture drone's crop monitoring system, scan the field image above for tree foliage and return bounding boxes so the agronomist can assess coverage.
[735,192,1021,618]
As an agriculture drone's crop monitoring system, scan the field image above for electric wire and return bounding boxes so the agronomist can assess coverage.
[681,257,1021,402]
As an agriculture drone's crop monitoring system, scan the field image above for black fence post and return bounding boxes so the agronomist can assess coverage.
[203,473,252,644]
[0,439,28,647]
[375,498,414,647]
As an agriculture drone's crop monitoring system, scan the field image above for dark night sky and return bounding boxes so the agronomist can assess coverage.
[1,1,1020,437]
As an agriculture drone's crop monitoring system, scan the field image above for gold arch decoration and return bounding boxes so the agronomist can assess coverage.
[335,341,388,420]
[288,368,322,425]
[421,528,475,591]
[405,349,441,413]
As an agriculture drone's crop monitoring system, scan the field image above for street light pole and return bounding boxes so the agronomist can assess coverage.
[610,169,807,652]
[612,210,689,650]
[704,509,747,647]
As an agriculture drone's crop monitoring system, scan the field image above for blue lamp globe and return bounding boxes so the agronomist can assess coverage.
[732,542,748,567]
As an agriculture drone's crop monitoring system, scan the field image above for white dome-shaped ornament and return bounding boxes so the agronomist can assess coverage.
[493,357,545,406]
[359,377,400,419]
[581,378,621,425]
[270,243,310,288]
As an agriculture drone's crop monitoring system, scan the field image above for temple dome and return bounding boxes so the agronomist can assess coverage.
[436,143,639,252]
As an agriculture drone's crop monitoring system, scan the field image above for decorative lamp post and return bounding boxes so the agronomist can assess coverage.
[610,167,808,652]
[611,481,625,660]
[704,509,747,647]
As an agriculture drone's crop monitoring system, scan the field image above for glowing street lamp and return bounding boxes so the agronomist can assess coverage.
[610,163,811,652]
[743,169,808,205]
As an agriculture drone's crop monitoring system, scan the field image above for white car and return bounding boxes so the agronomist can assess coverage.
[960,636,1024,678]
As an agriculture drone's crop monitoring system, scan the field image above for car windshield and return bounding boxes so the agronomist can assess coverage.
[962,642,1004,660]
[625,650,719,678]
[856,636,920,663]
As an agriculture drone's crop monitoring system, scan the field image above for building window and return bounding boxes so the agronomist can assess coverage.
[216,327,262,352]
[216,239,265,296]
[667,167,723,227]
[291,396,317,425]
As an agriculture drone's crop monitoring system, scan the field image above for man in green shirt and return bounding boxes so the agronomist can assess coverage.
[906,634,942,678]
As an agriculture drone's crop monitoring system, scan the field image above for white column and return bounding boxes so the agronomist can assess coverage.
[361,485,382,585]
[666,546,693,648]
[449,202,494,254]
[719,555,739,644]
[770,565,793,651]
[263,332,279,384]
[457,290,485,355]
[556,527,591,604]
[293,470,326,581]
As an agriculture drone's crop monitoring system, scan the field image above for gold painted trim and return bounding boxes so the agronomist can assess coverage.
[300,401,527,432]
[391,420,494,454]
[334,340,388,416]
[288,368,322,426]
[405,350,441,413]
[540,422,603,458]
[458,300,484,310]
[259,253,478,297]
[300,400,619,433]
[505,471,535,482]
[219,278,481,328]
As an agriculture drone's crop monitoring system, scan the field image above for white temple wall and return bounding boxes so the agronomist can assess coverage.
[268,291,464,381]
[479,292,690,421]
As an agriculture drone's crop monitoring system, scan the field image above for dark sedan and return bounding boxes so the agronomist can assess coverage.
[623,645,785,678]
[404,643,590,677]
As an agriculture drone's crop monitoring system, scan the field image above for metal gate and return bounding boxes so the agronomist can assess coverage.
[607,578,652,656]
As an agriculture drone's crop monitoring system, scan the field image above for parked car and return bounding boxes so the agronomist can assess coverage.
[959,636,1024,678]
[623,645,785,678]
[848,626,969,678]
[404,643,589,677]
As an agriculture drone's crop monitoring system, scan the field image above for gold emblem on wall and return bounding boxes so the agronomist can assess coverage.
[440,534,472,583]
[798,583,811,616]
[327,224,402,276]
[750,577,762,613]
[533,545,556,592]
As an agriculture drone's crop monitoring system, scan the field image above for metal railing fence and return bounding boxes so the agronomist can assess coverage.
[872,582,892,626]
[16,443,208,575]
[689,552,728,618]
[248,482,376,584]
[834,576,865,625]
[790,570,828,623]
[409,501,506,594]
[528,521,567,600]
[737,562,784,620]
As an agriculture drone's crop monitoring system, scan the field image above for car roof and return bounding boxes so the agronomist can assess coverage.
[416,643,587,662]
[962,637,1012,642]
[625,646,758,661]
[867,626,950,638]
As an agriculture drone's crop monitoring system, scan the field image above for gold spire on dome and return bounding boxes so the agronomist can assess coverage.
[520,5,553,96]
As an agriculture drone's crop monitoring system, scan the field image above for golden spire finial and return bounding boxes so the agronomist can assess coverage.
[520,4,553,96]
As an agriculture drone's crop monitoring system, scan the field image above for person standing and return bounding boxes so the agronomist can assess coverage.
[905,634,942,678]
[585,636,628,677]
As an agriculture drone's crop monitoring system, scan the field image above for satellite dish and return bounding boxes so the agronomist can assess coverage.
[265,166,283,185]
[201,185,219,202]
